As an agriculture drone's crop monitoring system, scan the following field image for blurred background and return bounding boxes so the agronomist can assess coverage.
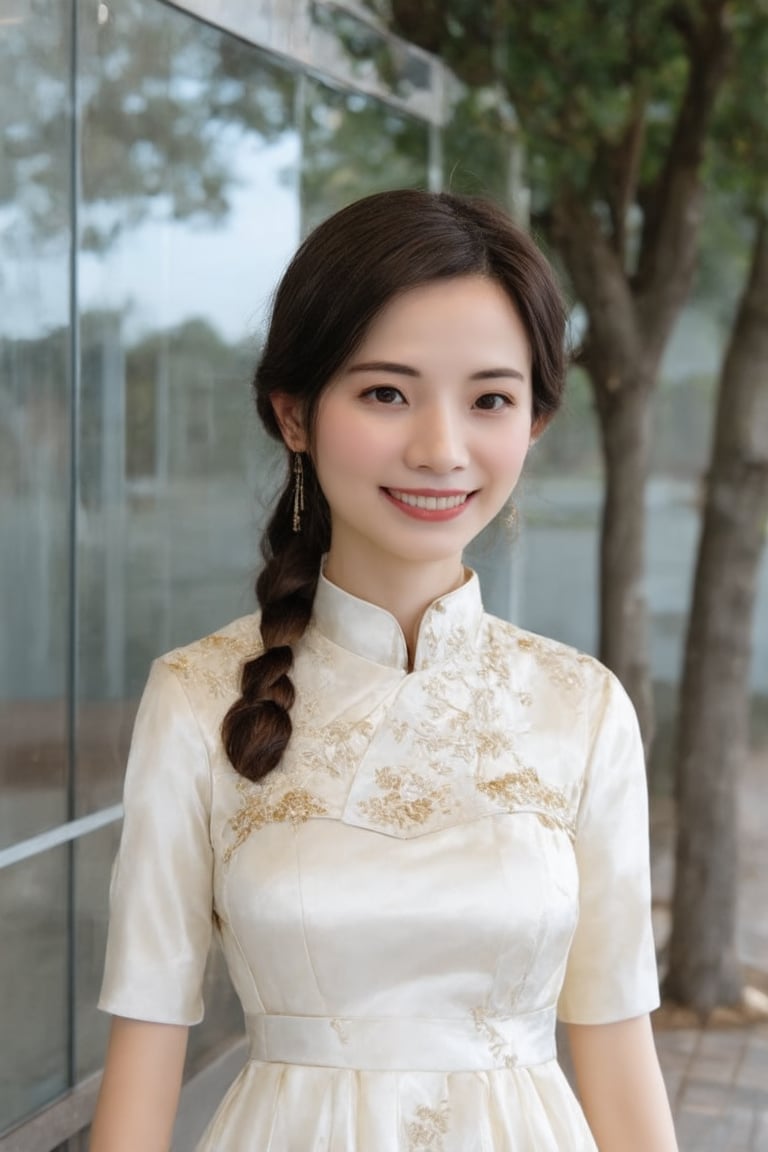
[1,0,766,1148]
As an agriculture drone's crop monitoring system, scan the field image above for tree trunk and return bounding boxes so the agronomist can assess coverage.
[665,217,768,1012]
[594,376,656,751]
[550,195,660,750]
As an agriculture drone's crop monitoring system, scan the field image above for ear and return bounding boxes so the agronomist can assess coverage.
[530,411,553,445]
[270,392,308,452]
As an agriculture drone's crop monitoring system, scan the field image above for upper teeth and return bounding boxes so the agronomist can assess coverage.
[389,490,468,510]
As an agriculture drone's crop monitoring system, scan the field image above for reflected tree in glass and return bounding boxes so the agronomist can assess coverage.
[302,79,430,233]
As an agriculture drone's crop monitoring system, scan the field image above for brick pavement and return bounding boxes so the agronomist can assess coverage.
[656,1020,768,1151]
[647,742,768,1151]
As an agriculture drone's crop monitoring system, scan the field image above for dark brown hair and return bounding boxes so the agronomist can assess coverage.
[222,189,567,781]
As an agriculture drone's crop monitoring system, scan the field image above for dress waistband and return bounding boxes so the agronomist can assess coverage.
[245,1006,556,1071]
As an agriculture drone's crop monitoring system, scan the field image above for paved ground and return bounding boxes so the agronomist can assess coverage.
[644,742,768,1151]
[655,1021,768,1151]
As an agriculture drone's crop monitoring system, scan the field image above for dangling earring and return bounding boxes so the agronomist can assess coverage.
[503,500,519,536]
[292,451,305,533]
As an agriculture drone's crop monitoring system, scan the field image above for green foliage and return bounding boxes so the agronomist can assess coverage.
[393,0,689,204]
[709,1,768,213]
[441,86,517,208]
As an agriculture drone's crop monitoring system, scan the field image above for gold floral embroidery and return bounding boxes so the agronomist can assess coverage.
[223,706,377,858]
[514,632,589,693]
[406,1101,450,1150]
[299,716,375,779]
[425,621,473,663]
[357,767,455,830]
[224,783,327,862]
[164,626,261,699]
[420,686,520,772]
[476,623,515,679]
[477,769,574,836]
[471,1007,519,1069]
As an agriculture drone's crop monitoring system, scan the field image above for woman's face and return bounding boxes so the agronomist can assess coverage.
[278,275,540,586]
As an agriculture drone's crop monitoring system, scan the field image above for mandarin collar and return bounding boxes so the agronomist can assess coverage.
[311,567,484,672]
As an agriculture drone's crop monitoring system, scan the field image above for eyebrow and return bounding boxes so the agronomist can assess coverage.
[346,360,526,382]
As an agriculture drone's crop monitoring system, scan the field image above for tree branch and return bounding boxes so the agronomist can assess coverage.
[634,0,732,351]
[550,190,643,380]
[607,97,648,266]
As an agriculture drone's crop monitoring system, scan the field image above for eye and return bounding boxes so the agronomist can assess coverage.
[473,393,514,411]
[361,386,406,405]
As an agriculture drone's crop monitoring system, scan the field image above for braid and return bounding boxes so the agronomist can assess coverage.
[222,458,330,781]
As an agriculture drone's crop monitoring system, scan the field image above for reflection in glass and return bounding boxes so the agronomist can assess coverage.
[74,822,121,1081]
[0,2,72,847]
[309,1,436,120]
[0,847,68,1132]
[302,76,430,234]
[75,0,300,817]
[71,0,299,1082]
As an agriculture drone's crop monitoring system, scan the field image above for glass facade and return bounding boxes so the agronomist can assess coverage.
[0,0,439,1139]
[1,0,766,1144]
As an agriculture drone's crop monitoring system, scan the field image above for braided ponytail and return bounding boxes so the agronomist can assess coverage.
[222,457,330,781]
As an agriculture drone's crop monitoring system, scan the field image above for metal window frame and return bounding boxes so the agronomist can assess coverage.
[163,0,449,126]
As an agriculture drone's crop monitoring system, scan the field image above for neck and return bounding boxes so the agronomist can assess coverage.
[322,550,466,665]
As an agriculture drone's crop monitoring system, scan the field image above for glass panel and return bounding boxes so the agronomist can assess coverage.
[75,0,299,816]
[74,821,121,1081]
[301,76,430,235]
[0,846,68,1133]
[308,1,437,121]
[75,0,297,1082]
[0,0,72,846]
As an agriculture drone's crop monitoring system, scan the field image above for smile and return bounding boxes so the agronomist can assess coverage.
[387,490,469,510]
[382,488,476,522]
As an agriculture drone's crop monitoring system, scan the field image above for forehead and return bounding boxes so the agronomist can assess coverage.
[355,276,530,360]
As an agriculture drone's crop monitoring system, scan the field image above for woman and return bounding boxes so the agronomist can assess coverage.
[92,190,679,1151]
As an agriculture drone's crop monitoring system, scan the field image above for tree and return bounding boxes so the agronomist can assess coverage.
[665,5,768,1011]
[391,0,736,752]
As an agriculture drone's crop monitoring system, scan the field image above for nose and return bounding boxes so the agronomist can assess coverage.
[404,402,470,474]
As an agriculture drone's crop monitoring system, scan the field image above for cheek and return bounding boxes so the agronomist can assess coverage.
[482,426,532,483]
[314,408,386,487]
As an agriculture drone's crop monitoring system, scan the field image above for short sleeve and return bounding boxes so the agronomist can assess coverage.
[557,671,660,1024]
[98,659,214,1025]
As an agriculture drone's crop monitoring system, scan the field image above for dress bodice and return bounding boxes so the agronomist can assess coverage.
[99,570,659,1150]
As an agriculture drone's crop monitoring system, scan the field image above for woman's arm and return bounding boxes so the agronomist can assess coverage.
[567,1014,679,1152]
[90,1017,188,1152]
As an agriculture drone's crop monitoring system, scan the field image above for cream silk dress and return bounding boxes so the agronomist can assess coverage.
[99,569,660,1151]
